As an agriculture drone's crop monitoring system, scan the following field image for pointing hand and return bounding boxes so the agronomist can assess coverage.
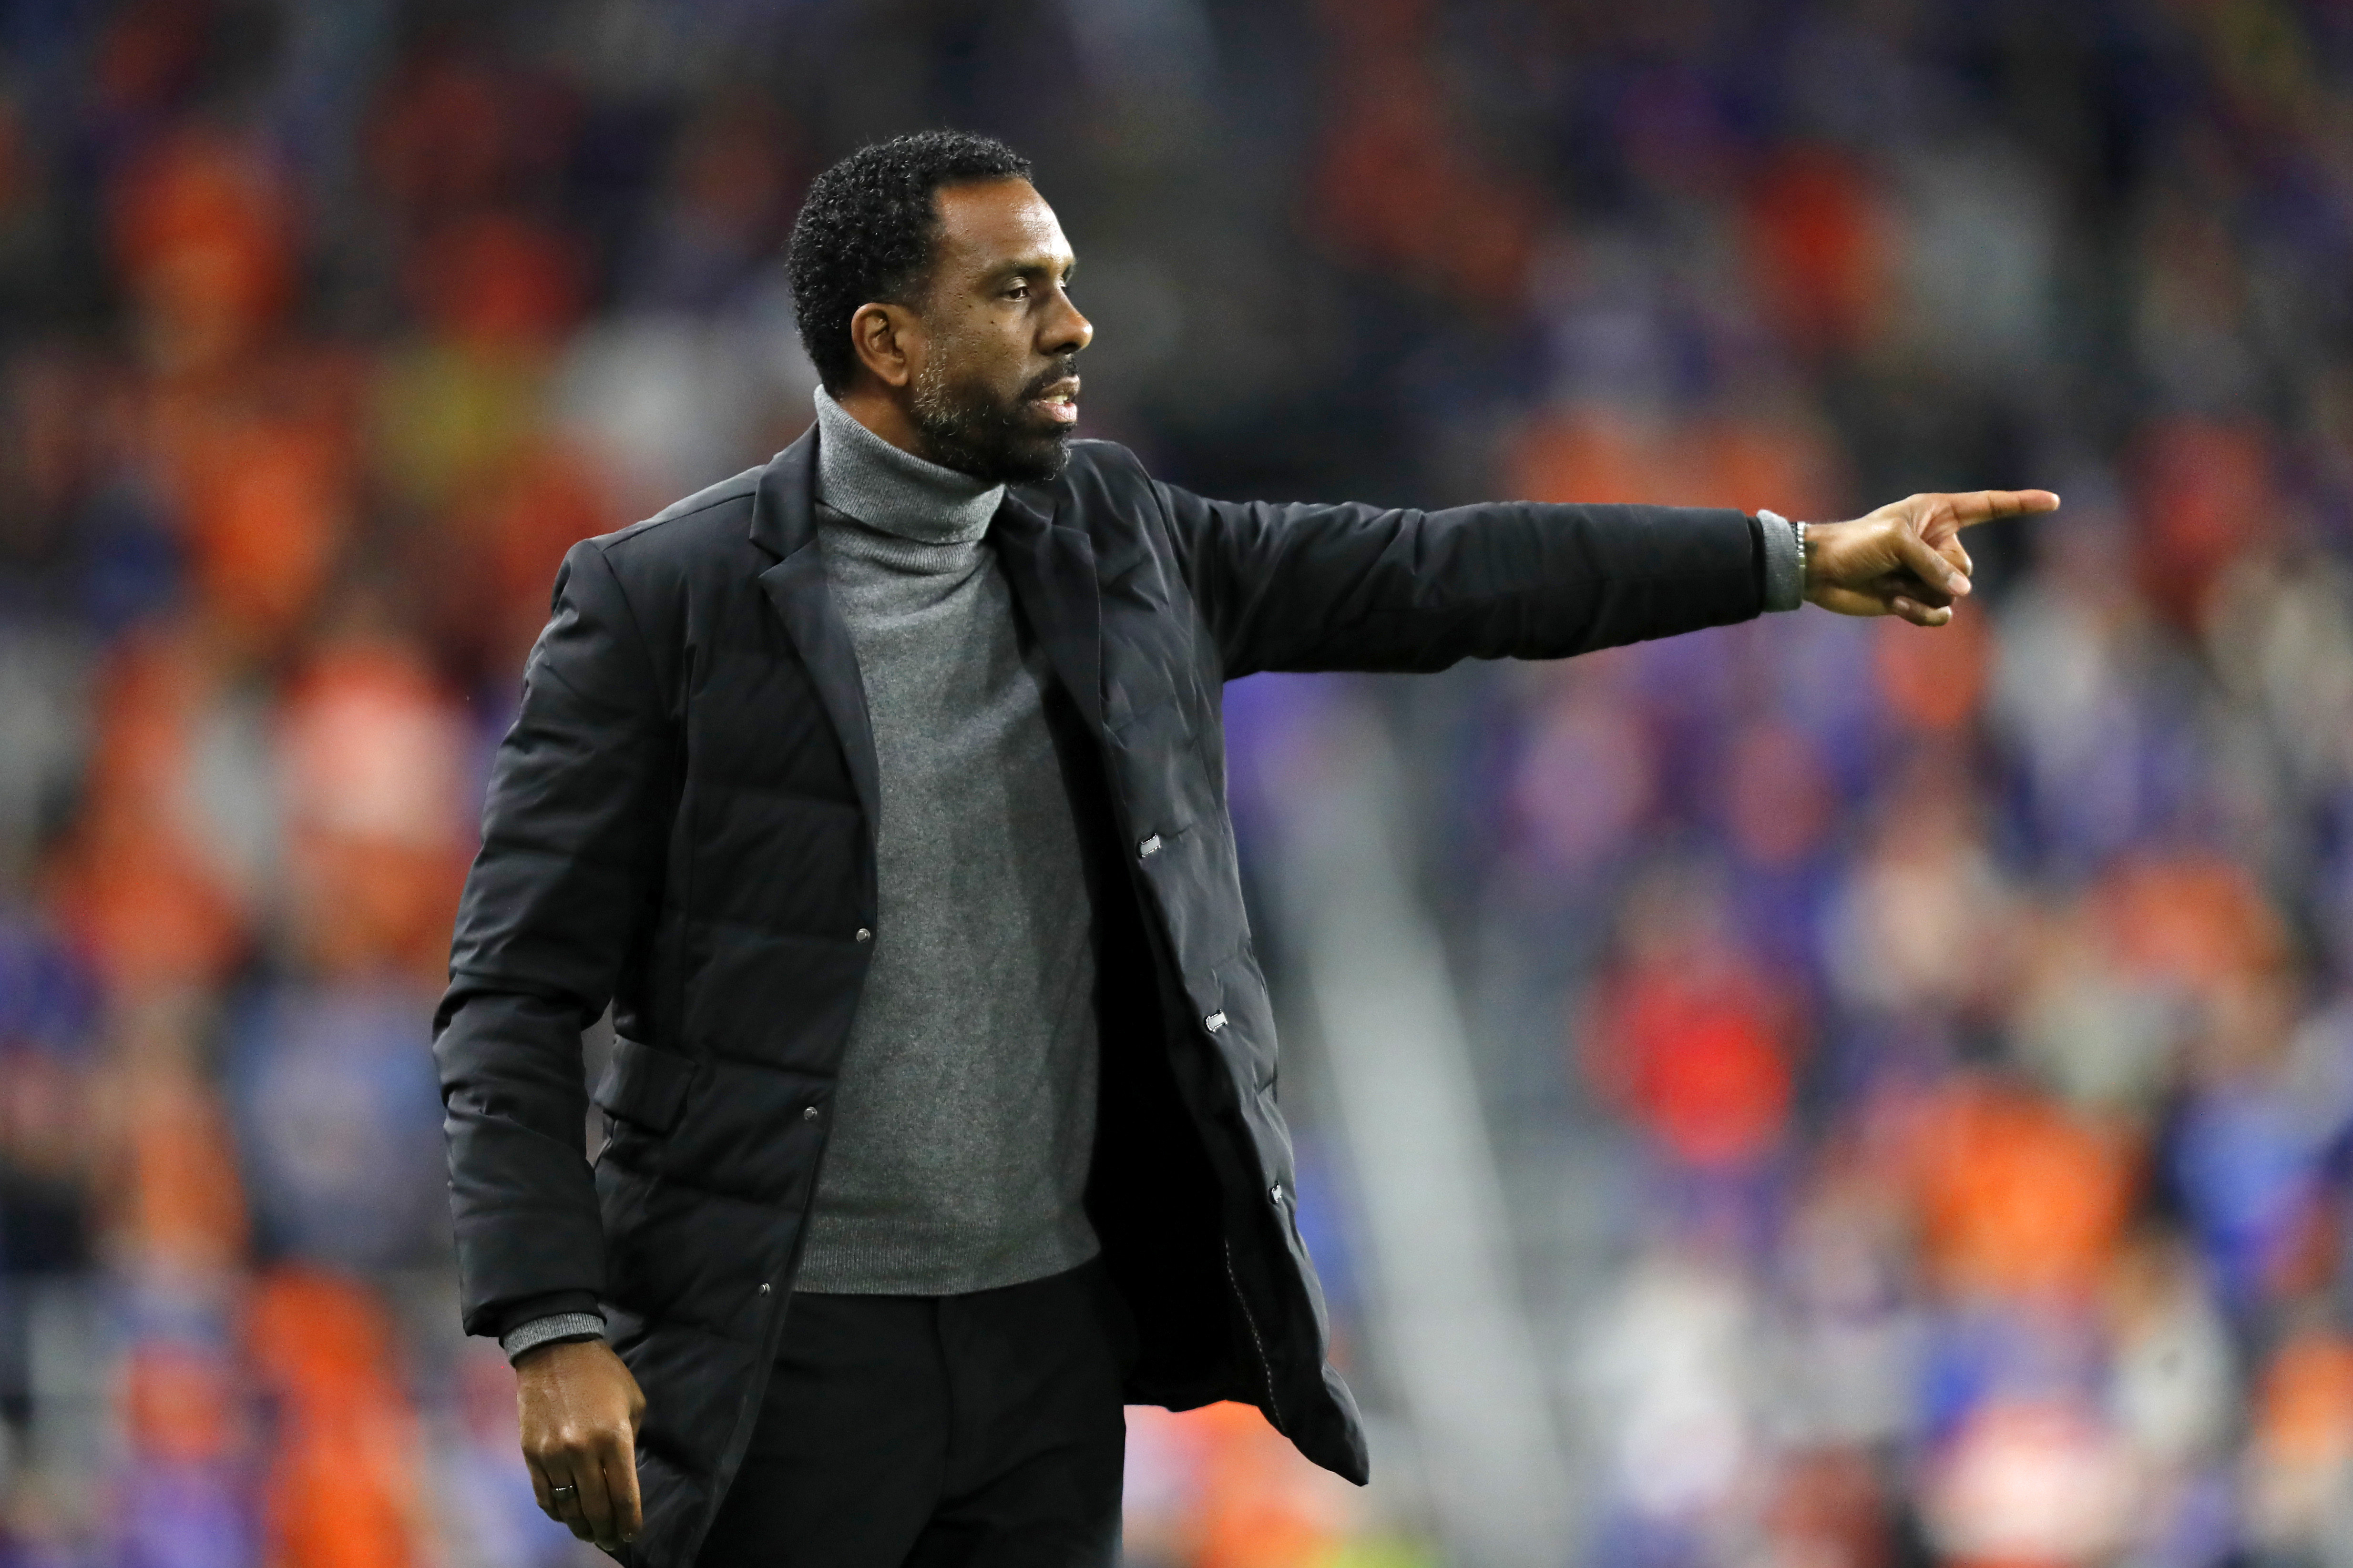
[1801,489,2062,626]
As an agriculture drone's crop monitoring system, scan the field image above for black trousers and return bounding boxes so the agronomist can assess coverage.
[695,1260,1132,1568]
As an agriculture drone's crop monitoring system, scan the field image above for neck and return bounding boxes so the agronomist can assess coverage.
[812,385,1004,544]
[832,383,930,461]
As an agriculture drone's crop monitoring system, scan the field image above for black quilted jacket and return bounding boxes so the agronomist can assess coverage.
[433,427,1764,1567]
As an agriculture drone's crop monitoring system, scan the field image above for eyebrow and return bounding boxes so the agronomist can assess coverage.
[981,255,1076,284]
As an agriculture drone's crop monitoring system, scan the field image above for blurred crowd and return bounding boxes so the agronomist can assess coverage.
[0,0,2347,1566]
[1248,4,2353,1568]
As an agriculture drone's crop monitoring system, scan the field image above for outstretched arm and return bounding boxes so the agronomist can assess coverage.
[1156,479,1764,678]
[1156,474,2060,677]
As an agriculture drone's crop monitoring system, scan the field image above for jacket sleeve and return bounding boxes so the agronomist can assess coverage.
[433,540,674,1339]
[1152,479,1766,679]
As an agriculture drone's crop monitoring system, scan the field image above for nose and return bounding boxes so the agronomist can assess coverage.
[1044,288,1092,358]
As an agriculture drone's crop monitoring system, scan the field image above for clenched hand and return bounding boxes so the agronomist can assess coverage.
[517,1338,646,1553]
[1803,489,2062,626]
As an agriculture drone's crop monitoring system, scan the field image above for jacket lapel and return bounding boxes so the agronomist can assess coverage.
[749,432,882,838]
[992,489,1105,734]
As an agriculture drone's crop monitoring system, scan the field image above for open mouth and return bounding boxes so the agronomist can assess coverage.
[1029,379,1080,424]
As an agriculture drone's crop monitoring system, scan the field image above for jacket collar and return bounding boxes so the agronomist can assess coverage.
[748,427,880,836]
[745,428,1105,838]
[747,426,818,560]
[989,485,1104,735]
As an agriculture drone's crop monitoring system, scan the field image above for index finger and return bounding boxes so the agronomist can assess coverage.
[1939,489,2062,527]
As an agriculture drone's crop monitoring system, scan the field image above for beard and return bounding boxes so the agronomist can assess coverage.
[909,353,1078,485]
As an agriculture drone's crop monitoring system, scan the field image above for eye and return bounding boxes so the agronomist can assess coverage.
[1005,280,1030,301]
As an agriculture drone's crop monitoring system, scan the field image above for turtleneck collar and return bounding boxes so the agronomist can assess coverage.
[811,386,1005,545]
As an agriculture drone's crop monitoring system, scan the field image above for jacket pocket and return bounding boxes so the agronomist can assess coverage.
[591,1037,698,1133]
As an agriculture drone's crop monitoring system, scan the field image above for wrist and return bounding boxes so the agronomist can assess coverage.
[1755,509,1807,613]
[501,1309,606,1364]
[1796,518,1853,604]
[516,1335,587,1368]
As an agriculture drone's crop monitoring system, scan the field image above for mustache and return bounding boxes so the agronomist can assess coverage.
[1021,355,1082,400]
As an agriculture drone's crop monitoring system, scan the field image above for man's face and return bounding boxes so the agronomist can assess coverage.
[902,179,1091,484]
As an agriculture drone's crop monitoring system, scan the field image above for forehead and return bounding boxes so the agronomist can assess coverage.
[931,179,1071,274]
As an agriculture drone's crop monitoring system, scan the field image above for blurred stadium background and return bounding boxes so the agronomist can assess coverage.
[0,0,2350,1564]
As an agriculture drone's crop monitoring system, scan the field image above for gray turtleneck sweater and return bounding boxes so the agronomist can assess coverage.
[791,387,1100,1294]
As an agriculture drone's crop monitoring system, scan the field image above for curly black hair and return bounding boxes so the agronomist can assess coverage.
[786,131,1034,392]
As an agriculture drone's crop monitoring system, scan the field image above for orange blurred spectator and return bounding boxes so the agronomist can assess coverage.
[122,1338,245,1466]
[2131,420,2276,625]
[1590,961,1796,1169]
[2095,849,2298,1089]
[367,54,575,231]
[481,442,614,621]
[1308,2,1539,308]
[1743,146,1893,362]
[276,630,471,982]
[112,1332,257,1567]
[246,1270,425,1568]
[1586,874,1801,1170]
[1683,409,1850,523]
[1192,1401,1355,1568]
[1124,1400,1385,1568]
[90,1000,249,1277]
[110,131,294,377]
[174,419,350,653]
[409,213,587,356]
[48,629,258,992]
[1505,405,1845,521]
[1507,405,1685,509]
[1907,1076,2137,1304]
[2244,1329,2353,1559]
[2096,851,2286,999]
[1875,604,1990,733]
[427,437,619,676]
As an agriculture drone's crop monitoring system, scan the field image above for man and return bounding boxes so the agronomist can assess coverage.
[433,130,2055,1568]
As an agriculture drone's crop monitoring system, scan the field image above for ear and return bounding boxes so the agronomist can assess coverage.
[849,302,920,390]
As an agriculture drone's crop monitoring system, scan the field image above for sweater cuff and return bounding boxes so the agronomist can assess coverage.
[1755,510,1804,612]
[501,1311,606,1363]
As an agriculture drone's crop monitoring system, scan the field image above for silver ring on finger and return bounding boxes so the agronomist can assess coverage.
[549,1483,579,1503]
